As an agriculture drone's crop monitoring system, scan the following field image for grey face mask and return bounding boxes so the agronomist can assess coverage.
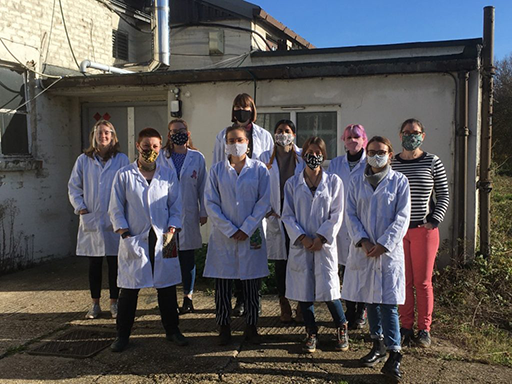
[402,133,423,151]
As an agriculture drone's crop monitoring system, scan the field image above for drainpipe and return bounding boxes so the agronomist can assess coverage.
[456,71,469,263]
[79,60,134,74]
[478,6,495,258]
[153,0,170,66]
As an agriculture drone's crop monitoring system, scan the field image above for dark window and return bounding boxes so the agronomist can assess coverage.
[0,66,28,155]
[112,29,129,61]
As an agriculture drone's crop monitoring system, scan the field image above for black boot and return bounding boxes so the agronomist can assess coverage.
[360,338,386,367]
[381,350,403,382]
[219,324,232,345]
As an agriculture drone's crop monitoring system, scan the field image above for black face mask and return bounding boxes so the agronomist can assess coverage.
[171,132,188,146]
[234,109,252,123]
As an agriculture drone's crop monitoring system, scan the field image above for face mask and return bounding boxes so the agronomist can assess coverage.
[275,133,294,147]
[233,109,252,123]
[402,133,423,151]
[225,142,248,157]
[140,148,159,163]
[367,154,389,168]
[304,153,324,170]
[171,132,188,146]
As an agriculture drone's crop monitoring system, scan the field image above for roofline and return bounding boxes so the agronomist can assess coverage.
[253,8,315,49]
[252,38,482,57]
[43,49,481,92]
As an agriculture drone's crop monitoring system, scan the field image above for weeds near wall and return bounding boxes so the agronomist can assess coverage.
[0,199,35,275]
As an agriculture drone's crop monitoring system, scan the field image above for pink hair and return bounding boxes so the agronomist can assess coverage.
[342,124,368,147]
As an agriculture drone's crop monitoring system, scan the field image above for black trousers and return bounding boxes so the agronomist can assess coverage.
[216,278,260,326]
[116,229,179,338]
[88,256,119,299]
[273,224,290,298]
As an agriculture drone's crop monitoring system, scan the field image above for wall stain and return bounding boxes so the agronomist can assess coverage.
[0,199,35,275]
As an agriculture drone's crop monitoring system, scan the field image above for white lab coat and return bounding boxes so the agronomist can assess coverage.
[68,152,130,257]
[260,145,304,260]
[212,123,274,164]
[282,171,344,302]
[341,168,410,305]
[158,149,207,250]
[327,151,367,266]
[203,157,270,280]
[109,161,183,289]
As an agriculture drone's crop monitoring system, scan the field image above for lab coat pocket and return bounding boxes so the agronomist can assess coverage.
[288,248,308,273]
[80,213,98,232]
[265,216,281,235]
[120,234,147,260]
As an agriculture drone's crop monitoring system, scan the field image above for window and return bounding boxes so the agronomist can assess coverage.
[112,29,129,61]
[0,66,29,156]
[257,106,340,160]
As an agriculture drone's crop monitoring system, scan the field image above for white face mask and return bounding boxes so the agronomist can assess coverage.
[275,133,294,147]
[367,154,389,168]
[225,142,248,157]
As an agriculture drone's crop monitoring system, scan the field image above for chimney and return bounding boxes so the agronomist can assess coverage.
[153,0,170,66]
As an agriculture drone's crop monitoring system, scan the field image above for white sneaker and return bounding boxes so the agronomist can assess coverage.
[85,303,101,319]
[110,302,118,319]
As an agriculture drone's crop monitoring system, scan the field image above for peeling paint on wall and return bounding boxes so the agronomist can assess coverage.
[0,199,35,274]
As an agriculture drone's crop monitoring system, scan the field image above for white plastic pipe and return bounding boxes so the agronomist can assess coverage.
[79,60,134,74]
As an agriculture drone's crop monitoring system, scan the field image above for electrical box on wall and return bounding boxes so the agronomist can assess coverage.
[170,100,182,118]
[209,30,224,55]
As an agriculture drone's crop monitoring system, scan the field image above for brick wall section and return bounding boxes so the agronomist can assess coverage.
[0,0,150,73]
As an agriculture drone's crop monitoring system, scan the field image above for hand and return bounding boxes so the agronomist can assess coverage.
[300,236,314,250]
[361,240,375,255]
[420,222,435,230]
[117,228,130,238]
[200,217,208,226]
[79,209,88,215]
[308,237,323,252]
[367,243,387,258]
[231,230,248,241]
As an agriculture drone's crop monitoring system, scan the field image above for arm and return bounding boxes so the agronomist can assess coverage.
[345,178,371,245]
[316,175,344,245]
[239,166,271,236]
[198,155,208,218]
[281,178,307,244]
[212,131,225,165]
[204,167,239,238]
[429,156,450,226]
[109,170,129,233]
[68,156,88,214]
[376,177,411,257]
[167,170,183,231]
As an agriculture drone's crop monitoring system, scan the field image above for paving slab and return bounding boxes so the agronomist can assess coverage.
[0,256,511,383]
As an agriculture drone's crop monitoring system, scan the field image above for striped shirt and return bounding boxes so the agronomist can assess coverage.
[391,152,449,227]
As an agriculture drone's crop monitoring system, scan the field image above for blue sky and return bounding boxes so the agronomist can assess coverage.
[253,0,512,60]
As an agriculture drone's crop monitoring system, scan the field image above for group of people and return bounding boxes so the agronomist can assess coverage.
[68,93,449,382]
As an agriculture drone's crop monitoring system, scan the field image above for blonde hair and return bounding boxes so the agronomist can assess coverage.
[84,120,120,160]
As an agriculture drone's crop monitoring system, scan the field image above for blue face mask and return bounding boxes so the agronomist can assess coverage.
[402,133,423,151]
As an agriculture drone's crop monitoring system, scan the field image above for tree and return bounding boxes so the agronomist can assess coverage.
[493,54,512,172]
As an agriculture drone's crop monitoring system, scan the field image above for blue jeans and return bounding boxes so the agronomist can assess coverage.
[366,303,401,351]
[299,299,347,334]
[178,249,196,295]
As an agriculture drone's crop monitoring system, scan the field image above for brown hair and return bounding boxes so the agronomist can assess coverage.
[366,135,394,154]
[84,120,120,160]
[231,93,257,123]
[302,136,327,159]
[224,124,250,143]
[137,127,162,143]
[266,120,298,169]
[400,118,424,133]
[162,118,198,158]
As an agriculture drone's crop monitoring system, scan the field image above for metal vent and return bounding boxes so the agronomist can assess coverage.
[112,29,129,61]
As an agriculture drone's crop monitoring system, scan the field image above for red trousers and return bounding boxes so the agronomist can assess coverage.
[399,227,439,332]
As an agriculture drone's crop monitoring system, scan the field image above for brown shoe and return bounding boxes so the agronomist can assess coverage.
[279,297,293,323]
[294,302,304,323]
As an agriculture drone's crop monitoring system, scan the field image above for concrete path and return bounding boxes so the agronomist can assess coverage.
[0,257,510,383]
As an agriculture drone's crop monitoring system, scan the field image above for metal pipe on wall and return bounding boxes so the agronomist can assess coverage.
[153,0,170,66]
[479,6,495,257]
[457,71,469,263]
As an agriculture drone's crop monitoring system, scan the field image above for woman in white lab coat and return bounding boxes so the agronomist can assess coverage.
[108,128,186,353]
[282,136,349,353]
[328,124,368,330]
[68,119,129,320]
[212,93,273,317]
[204,124,270,345]
[260,119,304,323]
[341,136,410,382]
[159,118,207,314]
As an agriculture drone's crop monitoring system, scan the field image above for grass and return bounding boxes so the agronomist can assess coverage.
[434,173,512,367]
